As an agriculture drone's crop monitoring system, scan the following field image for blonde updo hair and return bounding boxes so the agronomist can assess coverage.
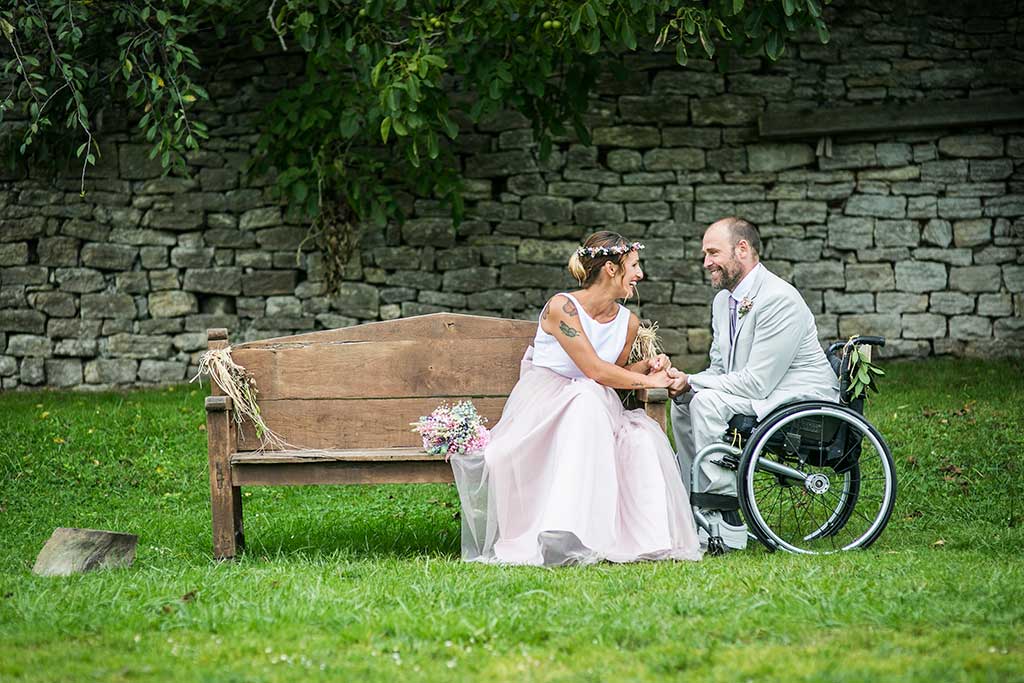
[567,231,633,287]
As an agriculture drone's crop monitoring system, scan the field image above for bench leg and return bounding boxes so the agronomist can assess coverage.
[206,396,244,560]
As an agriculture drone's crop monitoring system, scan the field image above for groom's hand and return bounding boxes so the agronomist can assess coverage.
[666,367,690,397]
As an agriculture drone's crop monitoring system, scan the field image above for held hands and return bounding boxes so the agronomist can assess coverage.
[665,366,690,397]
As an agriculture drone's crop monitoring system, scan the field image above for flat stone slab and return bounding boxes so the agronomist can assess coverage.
[32,528,138,577]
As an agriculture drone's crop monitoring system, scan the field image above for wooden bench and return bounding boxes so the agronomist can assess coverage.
[203,312,669,559]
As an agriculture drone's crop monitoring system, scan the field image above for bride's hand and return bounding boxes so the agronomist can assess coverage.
[647,353,671,373]
[646,369,674,388]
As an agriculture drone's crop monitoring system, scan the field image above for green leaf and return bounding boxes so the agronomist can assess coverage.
[292,181,308,202]
[782,0,795,17]
[733,0,744,14]
[380,116,391,143]
[156,10,170,26]
[621,20,636,50]
[675,41,688,66]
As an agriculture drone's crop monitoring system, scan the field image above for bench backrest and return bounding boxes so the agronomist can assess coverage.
[221,313,537,452]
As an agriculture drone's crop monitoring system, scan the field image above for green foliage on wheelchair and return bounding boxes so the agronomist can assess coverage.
[846,343,885,401]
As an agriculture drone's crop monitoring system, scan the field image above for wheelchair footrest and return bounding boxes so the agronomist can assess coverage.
[709,452,740,471]
[691,493,740,511]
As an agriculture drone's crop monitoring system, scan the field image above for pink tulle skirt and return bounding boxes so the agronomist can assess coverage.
[452,355,703,566]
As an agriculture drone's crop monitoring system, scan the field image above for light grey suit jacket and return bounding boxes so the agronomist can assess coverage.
[687,264,839,419]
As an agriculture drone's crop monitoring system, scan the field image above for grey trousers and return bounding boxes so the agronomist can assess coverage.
[670,389,755,497]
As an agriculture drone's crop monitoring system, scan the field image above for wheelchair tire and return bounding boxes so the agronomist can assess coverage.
[736,401,896,554]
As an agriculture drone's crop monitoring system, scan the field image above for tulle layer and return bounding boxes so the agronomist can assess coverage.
[452,359,703,566]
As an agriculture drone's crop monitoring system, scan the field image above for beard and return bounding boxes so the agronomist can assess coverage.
[708,255,743,291]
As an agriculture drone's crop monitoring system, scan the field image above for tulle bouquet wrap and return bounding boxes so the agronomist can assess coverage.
[411,401,490,460]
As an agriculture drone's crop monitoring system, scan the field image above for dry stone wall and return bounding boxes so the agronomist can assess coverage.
[1,0,1023,389]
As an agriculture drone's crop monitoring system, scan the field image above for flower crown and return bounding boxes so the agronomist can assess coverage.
[575,242,645,258]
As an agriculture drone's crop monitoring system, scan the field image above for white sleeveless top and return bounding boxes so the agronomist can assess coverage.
[531,293,631,379]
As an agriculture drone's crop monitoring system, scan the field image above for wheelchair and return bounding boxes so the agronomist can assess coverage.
[690,335,897,555]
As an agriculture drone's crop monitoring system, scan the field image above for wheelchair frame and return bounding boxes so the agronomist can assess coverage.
[689,335,897,555]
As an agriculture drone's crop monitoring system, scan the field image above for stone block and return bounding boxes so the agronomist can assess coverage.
[818,144,876,170]
[747,144,815,172]
[606,150,643,172]
[467,290,525,312]
[500,264,570,289]
[138,360,187,383]
[662,128,721,148]
[148,291,198,318]
[517,240,576,265]
[47,319,101,339]
[953,219,992,247]
[846,195,906,219]
[877,292,928,313]
[1003,266,1024,293]
[239,208,281,231]
[241,271,297,296]
[0,356,15,376]
[793,262,845,289]
[329,282,379,318]
[521,196,573,224]
[145,211,204,231]
[3,216,46,241]
[402,218,456,247]
[970,159,1013,181]
[1,309,47,333]
[8,334,52,357]
[949,265,1001,293]
[119,144,162,179]
[912,248,972,266]
[921,218,953,247]
[937,197,981,220]
[937,135,1003,158]
[827,216,874,250]
[265,296,303,317]
[618,96,690,124]
[20,357,45,385]
[149,269,180,291]
[465,151,537,178]
[37,237,80,267]
[651,71,724,97]
[599,186,663,202]
[54,338,98,356]
[973,247,1016,265]
[592,126,661,148]
[838,313,901,339]
[642,148,705,171]
[642,259,703,282]
[845,264,894,292]
[978,293,1013,317]
[443,267,500,293]
[170,247,215,269]
[921,160,969,184]
[85,358,138,384]
[949,315,992,339]
[182,268,243,296]
[874,220,920,247]
[575,201,625,226]
[930,292,975,315]
[0,242,29,266]
[691,95,761,126]
[983,196,1024,218]
[115,272,150,295]
[895,261,947,292]
[107,334,173,359]
[507,174,546,196]
[256,226,307,250]
[44,359,82,387]
[826,292,874,313]
[767,238,823,262]
[3,266,48,285]
[81,293,136,318]
[626,202,671,221]
[776,200,827,225]
[876,143,912,167]
[907,196,938,219]
[29,292,76,318]
[902,313,947,339]
[642,304,710,328]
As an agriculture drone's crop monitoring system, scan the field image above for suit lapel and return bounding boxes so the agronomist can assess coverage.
[727,266,769,371]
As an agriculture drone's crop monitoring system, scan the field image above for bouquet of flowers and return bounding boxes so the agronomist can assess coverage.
[411,401,490,460]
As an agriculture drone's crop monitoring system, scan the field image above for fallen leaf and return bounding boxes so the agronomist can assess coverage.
[197,424,207,431]
[932,539,945,547]
[181,591,196,603]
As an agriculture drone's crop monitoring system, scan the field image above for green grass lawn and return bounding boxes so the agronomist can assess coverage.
[1,358,1022,682]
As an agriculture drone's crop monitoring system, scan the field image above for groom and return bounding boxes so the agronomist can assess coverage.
[667,217,839,524]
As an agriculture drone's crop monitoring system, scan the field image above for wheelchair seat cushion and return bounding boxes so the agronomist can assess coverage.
[727,413,758,440]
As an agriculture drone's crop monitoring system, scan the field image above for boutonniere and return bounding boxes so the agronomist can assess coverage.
[738,297,754,318]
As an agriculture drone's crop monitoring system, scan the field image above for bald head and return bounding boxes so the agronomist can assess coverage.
[708,217,761,258]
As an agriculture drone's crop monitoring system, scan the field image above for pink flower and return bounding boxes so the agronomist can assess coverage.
[738,297,754,318]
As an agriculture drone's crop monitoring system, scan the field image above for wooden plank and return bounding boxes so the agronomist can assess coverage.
[759,96,1024,139]
[231,460,455,486]
[231,447,441,464]
[237,312,536,346]
[231,337,530,400]
[235,396,510,451]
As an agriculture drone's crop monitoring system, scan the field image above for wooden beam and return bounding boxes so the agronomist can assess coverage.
[232,460,455,486]
[758,96,1024,140]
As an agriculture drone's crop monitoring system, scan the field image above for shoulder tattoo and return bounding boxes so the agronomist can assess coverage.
[559,321,579,338]
[561,298,578,317]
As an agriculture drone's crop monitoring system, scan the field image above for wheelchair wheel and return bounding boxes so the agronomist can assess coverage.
[736,402,896,554]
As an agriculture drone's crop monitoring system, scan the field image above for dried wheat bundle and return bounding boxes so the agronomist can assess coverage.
[191,346,291,452]
[629,320,663,365]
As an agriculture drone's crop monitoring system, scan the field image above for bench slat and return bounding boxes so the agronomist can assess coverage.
[232,338,530,401]
[235,396,510,451]
[231,460,454,486]
[231,447,440,464]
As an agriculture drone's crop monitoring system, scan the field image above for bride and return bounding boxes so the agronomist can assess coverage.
[453,231,703,565]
